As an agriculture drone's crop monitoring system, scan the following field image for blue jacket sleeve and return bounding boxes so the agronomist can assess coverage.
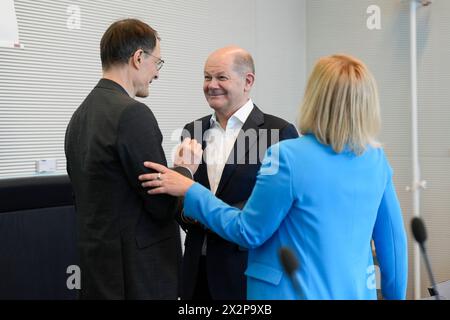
[372,168,408,300]
[184,143,295,249]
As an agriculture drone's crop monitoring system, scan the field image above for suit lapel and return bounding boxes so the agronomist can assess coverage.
[215,105,265,196]
[192,116,212,190]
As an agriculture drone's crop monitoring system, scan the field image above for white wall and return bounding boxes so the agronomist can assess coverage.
[0,0,306,177]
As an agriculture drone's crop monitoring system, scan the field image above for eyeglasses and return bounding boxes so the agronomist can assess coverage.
[142,50,165,71]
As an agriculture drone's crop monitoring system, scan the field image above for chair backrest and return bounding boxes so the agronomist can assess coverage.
[0,175,78,299]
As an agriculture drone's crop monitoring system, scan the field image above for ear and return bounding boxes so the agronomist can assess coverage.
[244,73,255,92]
[131,49,143,69]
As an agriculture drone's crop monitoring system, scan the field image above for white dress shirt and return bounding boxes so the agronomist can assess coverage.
[204,99,254,194]
[200,99,254,255]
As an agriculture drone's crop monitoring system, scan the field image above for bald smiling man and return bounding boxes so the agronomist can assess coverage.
[178,46,299,300]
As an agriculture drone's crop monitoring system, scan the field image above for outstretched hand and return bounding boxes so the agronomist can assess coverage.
[139,162,195,197]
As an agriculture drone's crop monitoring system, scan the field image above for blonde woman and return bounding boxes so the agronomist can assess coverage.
[139,55,408,300]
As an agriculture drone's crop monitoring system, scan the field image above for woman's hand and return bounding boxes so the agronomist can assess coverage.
[139,162,195,197]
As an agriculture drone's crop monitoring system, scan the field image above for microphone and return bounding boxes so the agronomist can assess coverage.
[411,217,440,299]
[279,246,301,297]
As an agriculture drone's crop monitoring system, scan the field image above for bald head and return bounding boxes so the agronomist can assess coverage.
[203,46,256,121]
[206,46,255,76]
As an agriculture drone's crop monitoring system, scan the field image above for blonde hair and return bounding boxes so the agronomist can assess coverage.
[298,54,381,155]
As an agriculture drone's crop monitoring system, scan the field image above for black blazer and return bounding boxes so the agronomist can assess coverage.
[65,79,185,299]
[180,105,299,300]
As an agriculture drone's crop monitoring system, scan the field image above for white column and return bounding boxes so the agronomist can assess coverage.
[410,0,421,300]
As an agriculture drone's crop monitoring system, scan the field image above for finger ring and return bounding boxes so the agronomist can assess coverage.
[157,172,162,180]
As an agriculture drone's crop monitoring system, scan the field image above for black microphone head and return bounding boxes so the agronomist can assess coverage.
[411,217,427,244]
[279,246,299,275]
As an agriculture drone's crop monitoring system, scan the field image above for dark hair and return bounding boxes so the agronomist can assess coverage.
[100,18,159,70]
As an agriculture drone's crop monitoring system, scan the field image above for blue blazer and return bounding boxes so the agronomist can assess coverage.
[179,105,298,299]
[184,134,408,299]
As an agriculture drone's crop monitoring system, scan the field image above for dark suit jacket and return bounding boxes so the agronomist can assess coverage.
[65,79,186,299]
[180,105,298,300]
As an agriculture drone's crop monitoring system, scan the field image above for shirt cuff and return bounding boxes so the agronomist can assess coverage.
[172,166,193,179]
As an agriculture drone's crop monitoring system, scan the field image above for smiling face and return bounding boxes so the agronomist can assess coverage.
[203,49,253,118]
[135,40,161,98]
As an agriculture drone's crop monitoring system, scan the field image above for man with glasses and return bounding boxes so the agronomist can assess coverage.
[65,18,197,299]
[143,50,165,71]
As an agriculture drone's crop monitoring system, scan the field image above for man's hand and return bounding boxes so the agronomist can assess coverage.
[174,138,203,175]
